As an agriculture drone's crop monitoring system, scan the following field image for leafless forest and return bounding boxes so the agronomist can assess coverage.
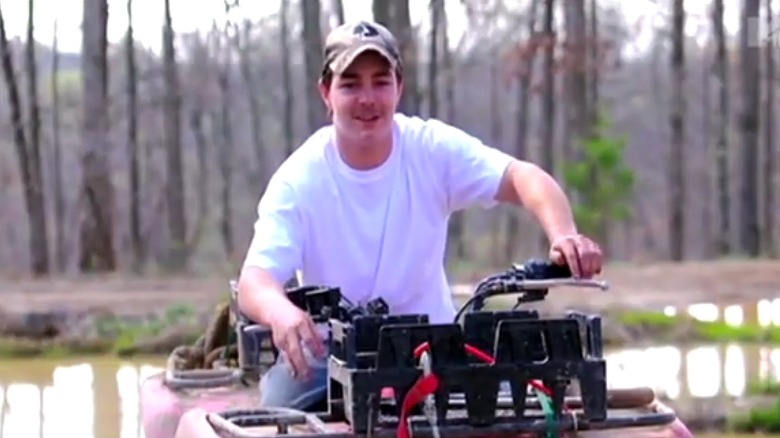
[0,0,776,278]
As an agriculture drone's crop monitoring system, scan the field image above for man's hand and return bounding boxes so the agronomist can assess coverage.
[269,300,327,379]
[494,161,604,279]
[549,234,603,279]
[237,267,326,379]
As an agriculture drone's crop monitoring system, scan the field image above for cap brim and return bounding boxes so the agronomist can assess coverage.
[329,43,397,75]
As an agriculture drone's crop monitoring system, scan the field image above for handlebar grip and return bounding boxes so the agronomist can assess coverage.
[521,259,572,280]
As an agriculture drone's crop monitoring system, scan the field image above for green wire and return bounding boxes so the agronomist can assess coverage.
[535,388,558,438]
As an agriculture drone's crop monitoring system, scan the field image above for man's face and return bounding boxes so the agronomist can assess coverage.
[320,51,402,145]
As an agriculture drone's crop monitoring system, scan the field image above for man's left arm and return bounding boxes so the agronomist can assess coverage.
[494,160,579,242]
[431,120,576,239]
[430,120,602,277]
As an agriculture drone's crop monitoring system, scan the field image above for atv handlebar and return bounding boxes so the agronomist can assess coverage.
[453,258,608,321]
[227,257,610,387]
[278,258,610,323]
[507,277,608,290]
[231,257,608,331]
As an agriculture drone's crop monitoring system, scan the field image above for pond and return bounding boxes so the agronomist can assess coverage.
[4,298,780,437]
[3,343,775,437]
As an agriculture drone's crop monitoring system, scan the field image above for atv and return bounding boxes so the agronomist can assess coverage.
[140,259,695,438]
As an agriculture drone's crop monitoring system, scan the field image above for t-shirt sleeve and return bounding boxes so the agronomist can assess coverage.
[427,120,515,212]
[242,174,303,284]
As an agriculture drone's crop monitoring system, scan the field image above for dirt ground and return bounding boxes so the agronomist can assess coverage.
[0,259,778,314]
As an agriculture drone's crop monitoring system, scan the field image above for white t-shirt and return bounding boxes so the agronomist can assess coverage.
[242,113,514,324]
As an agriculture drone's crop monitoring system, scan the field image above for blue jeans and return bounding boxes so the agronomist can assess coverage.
[258,344,329,409]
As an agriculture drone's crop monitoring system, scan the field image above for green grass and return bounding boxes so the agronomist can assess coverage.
[0,303,202,359]
[747,379,780,396]
[616,310,780,344]
[728,399,780,433]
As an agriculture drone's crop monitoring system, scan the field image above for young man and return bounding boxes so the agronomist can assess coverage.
[236,20,603,410]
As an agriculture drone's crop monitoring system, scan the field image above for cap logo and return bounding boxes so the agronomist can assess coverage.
[352,22,379,39]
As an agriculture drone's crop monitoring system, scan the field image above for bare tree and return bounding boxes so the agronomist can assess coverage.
[762,0,775,256]
[217,13,236,258]
[373,0,391,27]
[0,0,775,276]
[505,0,539,263]
[394,1,421,115]
[562,0,589,161]
[441,3,462,260]
[24,0,47,272]
[281,0,296,156]
[162,0,187,269]
[539,0,556,175]
[0,2,49,275]
[237,21,267,182]
[331,0,345,26]
[668,0,686,261]
[79,0,116,271]
[738,0,761,255]
[301,0,326,133]
[537,0,557,250]
[427,0,442,120]
[50,19,65,271]
[126,0,143,271]
[587,0,600,123]
[711,0,731,254]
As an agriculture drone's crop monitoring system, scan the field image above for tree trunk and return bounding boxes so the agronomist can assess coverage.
[24,0,49,274]
[78,0,116,272]
[217,66,235,258]
[488,49,504,265]
[331,0,345,26]
[701,49,714,258]
[237,21,266,183]
[373,0,391,26]
[587,0,600,125]
[738,0,761,256]
[537,0,556,251]
[281,0,296,156]
[540,0,556,176]
[393,1,420,115]
[301,0,326,133]
[50,19,65,272]
[440,1,466,262]
[711,0,731,254]
[427,0,442,119]
[0,4,50,275]
[562,0,589,161]
[505,0,539,264]
[126,0,143,272]
[162,0,187,270]
[761,0,775,256]
[668,0,686,261]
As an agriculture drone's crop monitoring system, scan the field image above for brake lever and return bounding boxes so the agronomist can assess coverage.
[512,278,609,291]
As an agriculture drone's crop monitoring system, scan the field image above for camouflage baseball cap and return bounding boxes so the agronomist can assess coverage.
[321,20,402,77]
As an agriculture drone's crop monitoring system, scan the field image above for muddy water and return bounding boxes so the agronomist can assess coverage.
[3,299,780,438]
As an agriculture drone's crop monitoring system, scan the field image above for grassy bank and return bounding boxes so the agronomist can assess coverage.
[0,303,204,359]
[3,306,780,360]
[614,310,780,344]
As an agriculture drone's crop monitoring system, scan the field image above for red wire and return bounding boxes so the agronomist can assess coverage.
[391,340,566,438]
[412,341,554,397]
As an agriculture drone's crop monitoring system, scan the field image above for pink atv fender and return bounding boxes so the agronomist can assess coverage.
[141,370,261,438]
[170,390,695,438]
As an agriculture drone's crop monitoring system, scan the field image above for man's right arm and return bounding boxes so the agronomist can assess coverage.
[237,176,303,326]
[237,267,292,326]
